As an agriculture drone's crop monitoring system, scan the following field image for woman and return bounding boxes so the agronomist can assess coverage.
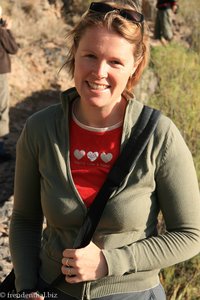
[9,1,200,300]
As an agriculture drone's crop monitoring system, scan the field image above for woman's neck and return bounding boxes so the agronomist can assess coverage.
[73,98,127,128]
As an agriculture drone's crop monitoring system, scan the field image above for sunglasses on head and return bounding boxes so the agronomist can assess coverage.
[89,2,144,24]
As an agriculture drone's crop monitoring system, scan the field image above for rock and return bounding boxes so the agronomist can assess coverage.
[0,198,13,282]
[134,69,158,103]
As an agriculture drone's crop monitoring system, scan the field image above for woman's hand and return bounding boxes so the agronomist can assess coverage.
[61,242,108,283]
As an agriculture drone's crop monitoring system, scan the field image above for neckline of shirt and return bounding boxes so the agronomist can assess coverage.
[72,101,123,133]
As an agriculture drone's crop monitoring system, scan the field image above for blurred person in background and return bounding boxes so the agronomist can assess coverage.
[154,0,179,45]
[9,1,200,300]
[0,5,18,163]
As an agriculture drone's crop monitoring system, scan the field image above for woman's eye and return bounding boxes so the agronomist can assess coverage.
[85,54,96,59]
[111,60,121,65]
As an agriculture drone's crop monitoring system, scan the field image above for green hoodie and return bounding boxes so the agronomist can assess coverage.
[9,87,200,299]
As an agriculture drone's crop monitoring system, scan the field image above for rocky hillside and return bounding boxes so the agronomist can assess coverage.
[0,0,192,283]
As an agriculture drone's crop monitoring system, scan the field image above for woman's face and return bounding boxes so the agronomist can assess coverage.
[74,26,136,111]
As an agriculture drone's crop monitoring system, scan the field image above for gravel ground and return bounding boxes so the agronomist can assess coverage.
[0,197,13,282]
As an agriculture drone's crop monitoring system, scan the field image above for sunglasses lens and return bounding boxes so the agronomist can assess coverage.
[134,11,144,22]
[120,10,144,23]
[90,2,113,13]
[89,2,144,24]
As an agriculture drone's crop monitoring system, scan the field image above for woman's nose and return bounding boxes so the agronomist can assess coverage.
[92,61,108,79]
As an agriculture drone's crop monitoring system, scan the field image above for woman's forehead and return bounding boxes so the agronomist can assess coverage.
[78,26,132,47]
[77,26,134,58]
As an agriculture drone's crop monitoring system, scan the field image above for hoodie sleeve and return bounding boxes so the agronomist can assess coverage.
[9,120,43,292]
[103,120,200,276]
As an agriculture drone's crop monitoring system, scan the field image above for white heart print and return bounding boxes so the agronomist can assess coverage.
[87,151,99,162]
[100,152,113,163]
[74,149,85,160]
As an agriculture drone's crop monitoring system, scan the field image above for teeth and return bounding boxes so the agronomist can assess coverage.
[88,82,109,90]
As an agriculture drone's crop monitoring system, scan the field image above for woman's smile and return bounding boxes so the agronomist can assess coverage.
[86,81,111,91]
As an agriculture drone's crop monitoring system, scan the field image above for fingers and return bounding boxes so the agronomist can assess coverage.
[61,243,108,283]
[61,265,82,283]
[63,248,76,258]
[61,265,86,284]
[62,257,70,267]
[61,257,78,279]
[61,265,75,277]
[61,256,76,276]
[61,252,85,283]
[62,257,74,267]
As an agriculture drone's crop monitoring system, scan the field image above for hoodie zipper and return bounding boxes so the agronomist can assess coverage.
[82,282,91,300]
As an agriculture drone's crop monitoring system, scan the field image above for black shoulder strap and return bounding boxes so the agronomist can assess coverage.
[50,106,161,288]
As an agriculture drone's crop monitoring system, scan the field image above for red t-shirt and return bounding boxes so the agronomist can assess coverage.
[70,114,123,207]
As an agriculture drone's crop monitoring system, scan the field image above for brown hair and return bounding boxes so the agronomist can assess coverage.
[64,0,150,98]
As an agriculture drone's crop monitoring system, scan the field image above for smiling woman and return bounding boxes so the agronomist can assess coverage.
[9,1,200,300]
[73,26,135,127]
